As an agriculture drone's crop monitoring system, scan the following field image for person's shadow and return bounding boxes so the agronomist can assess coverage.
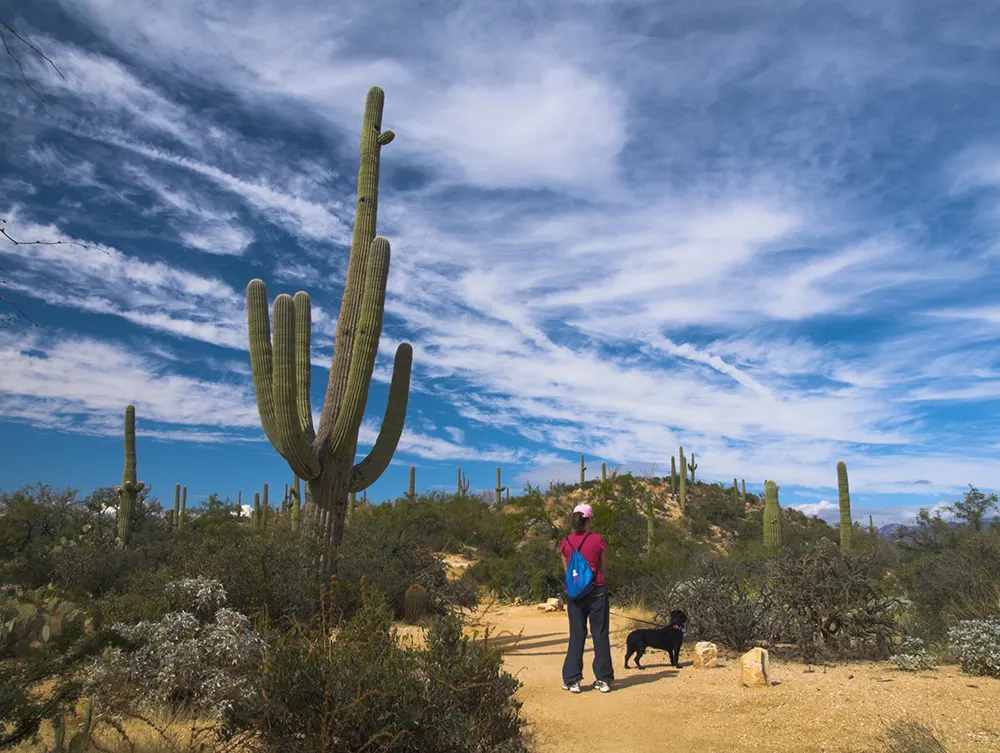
[596,667,678,690]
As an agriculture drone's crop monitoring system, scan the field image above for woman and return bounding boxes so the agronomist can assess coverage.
[559,503,614,693]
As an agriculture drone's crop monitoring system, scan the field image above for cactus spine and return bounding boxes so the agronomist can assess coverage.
[495,467,507,504]
[837,461,852,551]
[688,453,698,482]
[763,480,782,553]
[579,454,586,486]
[115,404,145,546]
[457,468,470,496]
[678,446,686,512]
[245,86,412,555]
[408,465,415,500]
[173,484,181,532]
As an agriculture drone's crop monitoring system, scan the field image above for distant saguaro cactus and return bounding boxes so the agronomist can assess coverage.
[733,478,740,506]
[580,454,586,486]
[670,456,677,493]
[496,467,507,504]
[687,453,698,482]
[678,446,686,512]
[115,404,145,546]
[262,483,269,527]
[837,461,852,551]
[245,85,412,557]
[763,480,782,553]
[179,486,187,531]
[173,483,181,532]
[601,461,607,482]
[457,468,470,496]
[741,479,746,501]
[252,492,261,529]
[408,466,416,499]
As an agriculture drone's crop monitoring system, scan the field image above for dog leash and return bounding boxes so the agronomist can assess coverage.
[608,611,664,627]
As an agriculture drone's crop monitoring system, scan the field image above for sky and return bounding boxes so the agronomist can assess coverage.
[1,0,999,527]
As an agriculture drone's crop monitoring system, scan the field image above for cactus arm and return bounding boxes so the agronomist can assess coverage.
[272,294,321,478]
[247,279,283,450]
[293,291,316,443]
[349,342,413,492]
[329,237,392,460]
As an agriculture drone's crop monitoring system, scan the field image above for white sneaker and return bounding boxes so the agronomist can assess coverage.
[594,680,612,693]
[562,682,581,693]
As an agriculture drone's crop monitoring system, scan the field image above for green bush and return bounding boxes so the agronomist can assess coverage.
[252,587,526,753]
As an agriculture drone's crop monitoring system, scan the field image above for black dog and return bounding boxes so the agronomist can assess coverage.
[624,610,687,670]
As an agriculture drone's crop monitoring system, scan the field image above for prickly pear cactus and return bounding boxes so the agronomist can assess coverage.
[0,585,88,658]
[48,696,93,753]
[403,583,428,624]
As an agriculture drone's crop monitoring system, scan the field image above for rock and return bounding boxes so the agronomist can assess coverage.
[546,597,564,611]
[693,641,718,669]
[513,597,522,606]
[739,647,770,687]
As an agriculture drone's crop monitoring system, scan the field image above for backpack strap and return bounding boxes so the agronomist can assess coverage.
[567,531,591,553]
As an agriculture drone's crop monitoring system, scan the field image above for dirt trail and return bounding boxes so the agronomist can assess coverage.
[473,604,1000,753]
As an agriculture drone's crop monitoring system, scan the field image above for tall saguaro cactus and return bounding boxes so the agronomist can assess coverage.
[763,480,782,553]
[173,484,181,532]
[115,404,145,546]
[678,446,686,512]
[579,454,586,486]
[670,456,677,493]
[837,461,852,551]
[179,486,187,530]
[496,467,507,504]
[246,86,412,554]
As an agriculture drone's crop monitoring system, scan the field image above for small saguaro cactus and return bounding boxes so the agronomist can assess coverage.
[644,493,656,554]
[670,456,677,493]
[262,483,269,527]
[408,465,416,499]
[601,461,607,482]
[678,446,686,512]
[837,461,852,551]
[253,492,261,529]
[741,479,746,501]
[178,486,187,531]
[763,480,782,553]
[733,478,740,506]
[49,695,93,753]
[115,404,145,546]
[495,467,507,504]
[457,468,470,496]
[579,454,586,486]
[403,583,428,623]
[173,484,181,532]
[291,475,302,533]
[869,514,876,536]
[245,85,412,557]
[688,453,698,482]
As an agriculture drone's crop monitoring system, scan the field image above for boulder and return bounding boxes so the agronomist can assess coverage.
[546,597,564,611]
[739,647,770,687]
[693,641,718,669]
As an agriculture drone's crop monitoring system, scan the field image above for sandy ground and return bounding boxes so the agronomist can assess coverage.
[469,603,1000,753]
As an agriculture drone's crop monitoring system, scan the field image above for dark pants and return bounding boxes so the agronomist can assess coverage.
[562,584,614,684]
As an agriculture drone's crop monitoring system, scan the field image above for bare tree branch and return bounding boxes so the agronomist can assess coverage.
[0,17,64,103]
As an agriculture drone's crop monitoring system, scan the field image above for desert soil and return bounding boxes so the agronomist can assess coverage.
[464,603,1000,753]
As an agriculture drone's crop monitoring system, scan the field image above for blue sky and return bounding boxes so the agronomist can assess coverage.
[2,0,1000,526]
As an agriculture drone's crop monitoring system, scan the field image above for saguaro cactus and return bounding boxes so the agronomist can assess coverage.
[408,466,416,500]
[678,446,686,512]
[291,475,302,533]
[253,492,261,529]
[178,486,187,531]
[246,85,412,554]
[457,468,470,496]
[579,454,586,486]
[741,479,746,501]
[763,480,782,553]
[601,462,607,482]
[115,404,145,546]
[173,484,181,532]
[688,453,698,482]
[670,456,677,493]
[837,461,852,551]
[495,467,507,504]
[733,477,740,506]
[262,483,269,527]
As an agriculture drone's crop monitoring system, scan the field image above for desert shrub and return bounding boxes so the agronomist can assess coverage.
[894,491,1000,640]
[947,617,1000,678]
[877,719,948,753]
[253,588,526,753]
[889,636,937,671]
[648,554,776,652]
[767,538,902,662]
[86,579,265,721]
[467,538,563,602]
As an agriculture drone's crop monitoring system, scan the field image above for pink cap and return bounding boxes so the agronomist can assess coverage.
[573,503,593,518]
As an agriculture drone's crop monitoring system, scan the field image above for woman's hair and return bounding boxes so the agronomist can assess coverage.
[571,512,589,533]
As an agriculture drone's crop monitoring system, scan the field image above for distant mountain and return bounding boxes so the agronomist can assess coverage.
[877,520,997,541]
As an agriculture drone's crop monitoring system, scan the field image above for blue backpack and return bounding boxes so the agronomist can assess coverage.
[564,532,595,600]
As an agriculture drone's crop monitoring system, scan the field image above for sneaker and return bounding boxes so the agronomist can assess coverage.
[594,680,612,693]
[561,681,581,693]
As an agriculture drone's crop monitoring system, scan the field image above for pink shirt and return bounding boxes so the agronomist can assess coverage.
[559,531,607,585]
